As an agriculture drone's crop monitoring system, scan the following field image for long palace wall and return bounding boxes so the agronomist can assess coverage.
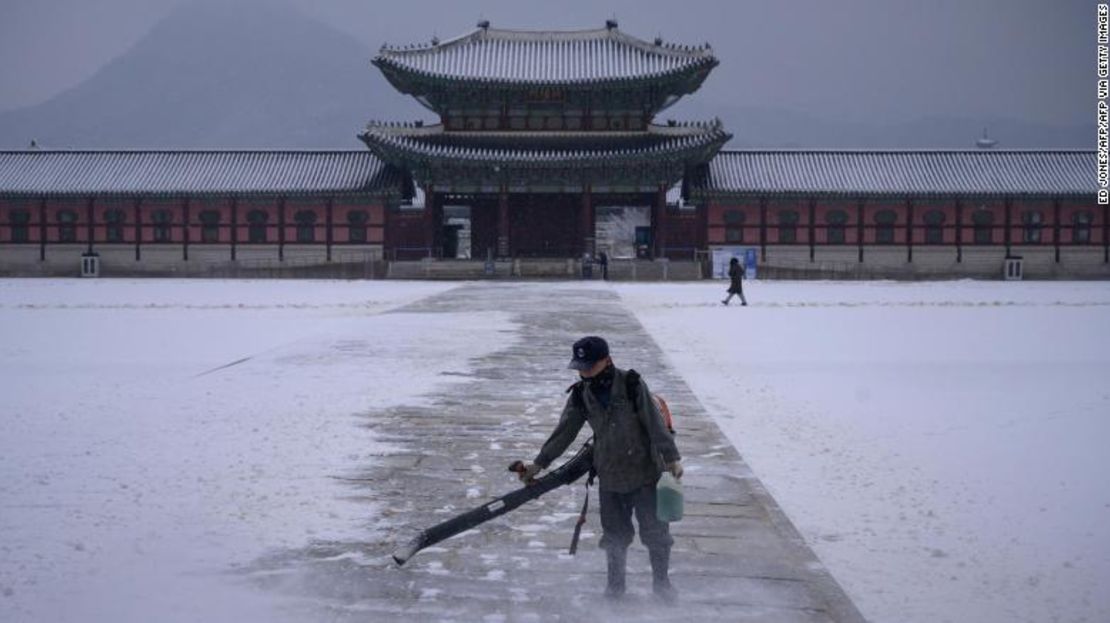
[2,191,1107,279]
[705,196,1109,278]
[0,193,388,275]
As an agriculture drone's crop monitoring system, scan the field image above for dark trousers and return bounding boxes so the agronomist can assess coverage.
[724,283,747,305]
[598,484,674,553]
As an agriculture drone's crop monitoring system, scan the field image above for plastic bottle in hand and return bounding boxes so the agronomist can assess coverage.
[656,472,684,522]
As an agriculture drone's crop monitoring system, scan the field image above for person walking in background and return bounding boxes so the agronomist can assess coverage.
[598,251,609,280]
[722,257,747,306]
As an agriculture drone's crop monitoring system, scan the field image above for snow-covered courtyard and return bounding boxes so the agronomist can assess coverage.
[616,280,1110,623]
[0,279,498,621]
[1,278,1107,622]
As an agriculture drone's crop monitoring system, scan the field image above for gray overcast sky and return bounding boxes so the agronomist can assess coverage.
[0,0,1095,126]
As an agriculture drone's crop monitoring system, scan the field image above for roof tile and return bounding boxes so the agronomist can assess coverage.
[375,27,715,84]
[700,150,1095,196]
[0,151,399,195]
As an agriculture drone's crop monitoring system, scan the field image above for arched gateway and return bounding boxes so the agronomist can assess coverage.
[361,21,730,261]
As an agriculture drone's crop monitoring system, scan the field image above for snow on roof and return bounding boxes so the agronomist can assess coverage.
[700,150,1097,196]
[0,151,400,196]
[359,121,730,165]
[375,25,716,84]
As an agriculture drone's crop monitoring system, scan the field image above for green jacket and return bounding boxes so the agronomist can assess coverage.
[534,367,681,493]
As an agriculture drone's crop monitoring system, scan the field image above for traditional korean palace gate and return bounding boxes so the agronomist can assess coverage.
[361,20,728,262]
[0,20,1102,279]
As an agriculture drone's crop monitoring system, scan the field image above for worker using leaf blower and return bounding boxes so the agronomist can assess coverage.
[517,336,683,602]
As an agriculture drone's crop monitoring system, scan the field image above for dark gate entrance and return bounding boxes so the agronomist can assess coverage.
[510,194,580,257]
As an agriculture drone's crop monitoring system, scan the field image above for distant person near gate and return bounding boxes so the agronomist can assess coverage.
[722,257,747,306]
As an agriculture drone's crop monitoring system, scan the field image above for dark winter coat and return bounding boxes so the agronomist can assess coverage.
[534,366,680,494]
[728,262,744,294]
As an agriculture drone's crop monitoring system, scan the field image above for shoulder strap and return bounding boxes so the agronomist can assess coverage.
[625,369,642,412]
[566,379,586,411]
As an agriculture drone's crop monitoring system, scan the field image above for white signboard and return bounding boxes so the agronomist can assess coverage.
[711,246,757,279]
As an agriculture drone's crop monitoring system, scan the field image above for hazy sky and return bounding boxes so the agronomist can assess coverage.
[0,0,1095,126]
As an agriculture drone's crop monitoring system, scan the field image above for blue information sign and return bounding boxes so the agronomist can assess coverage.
[744,248,758,279]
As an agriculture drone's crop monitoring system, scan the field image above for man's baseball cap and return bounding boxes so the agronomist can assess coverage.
[568,336,609,371]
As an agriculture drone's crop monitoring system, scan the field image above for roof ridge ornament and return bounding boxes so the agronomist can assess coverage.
[605,18,618,30]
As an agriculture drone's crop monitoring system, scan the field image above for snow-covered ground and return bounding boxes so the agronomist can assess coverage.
[0,279,516,622]
[616,280,1110,623]
[2,278,1108,623]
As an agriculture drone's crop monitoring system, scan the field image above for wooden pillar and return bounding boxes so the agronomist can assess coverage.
[856,198,865,263]
[326,196,334,262]
[424,185,438,258]
[1004,197,1012,257]
[433,192,444,258]
[1053,199,1061,264]
[38,197,46,261]
[498,184,510,257]
[85,196,95,254]
[230,196,238,261]
[134,197,142,262]
[906,198,914,264]
[580,184,594,255]
[383,194,393,260]
[653,184,667,259]
[183,197,190,261]
[759,196,768,263]
[697,197,709,253]
[278,196,286,262]
[1104,201,1109,263]
[808,198,816,262]
[955,198,963,263]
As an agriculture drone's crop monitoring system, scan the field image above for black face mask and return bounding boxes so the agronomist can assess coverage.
[584,363,615,408]
[586,362,614,384]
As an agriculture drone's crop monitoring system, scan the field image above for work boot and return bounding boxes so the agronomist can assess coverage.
[649,548,678,604]
[604,547,627,600]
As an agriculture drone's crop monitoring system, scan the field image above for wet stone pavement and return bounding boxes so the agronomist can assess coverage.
[244,282,866,622]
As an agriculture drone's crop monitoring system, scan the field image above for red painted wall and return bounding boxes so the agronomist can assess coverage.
[2,193,1105,257]
[0,198,41,243]
[911,200,957,245]
[0,194,390,246]
[386,208,429,258]
[1059,199,1105,244]
[813,199,860,245]
[333,200,385,244]
[706,200,760,245]
[45,199,88,243]
[1005,199,1054,246]
[704,196,1104,249]
[661,206,702,257]
[766,198,809,245]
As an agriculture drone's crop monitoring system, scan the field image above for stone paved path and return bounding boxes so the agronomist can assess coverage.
[247,282,865,622]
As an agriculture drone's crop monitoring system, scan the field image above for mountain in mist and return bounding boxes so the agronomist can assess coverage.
[0,0,425,150]
[0,0,1093,150]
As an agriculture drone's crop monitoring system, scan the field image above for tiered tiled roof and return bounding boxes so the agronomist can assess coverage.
[374,23,716,85]
[359,121,730,167]
[698,150,1096,196]
[0,151,400,196]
